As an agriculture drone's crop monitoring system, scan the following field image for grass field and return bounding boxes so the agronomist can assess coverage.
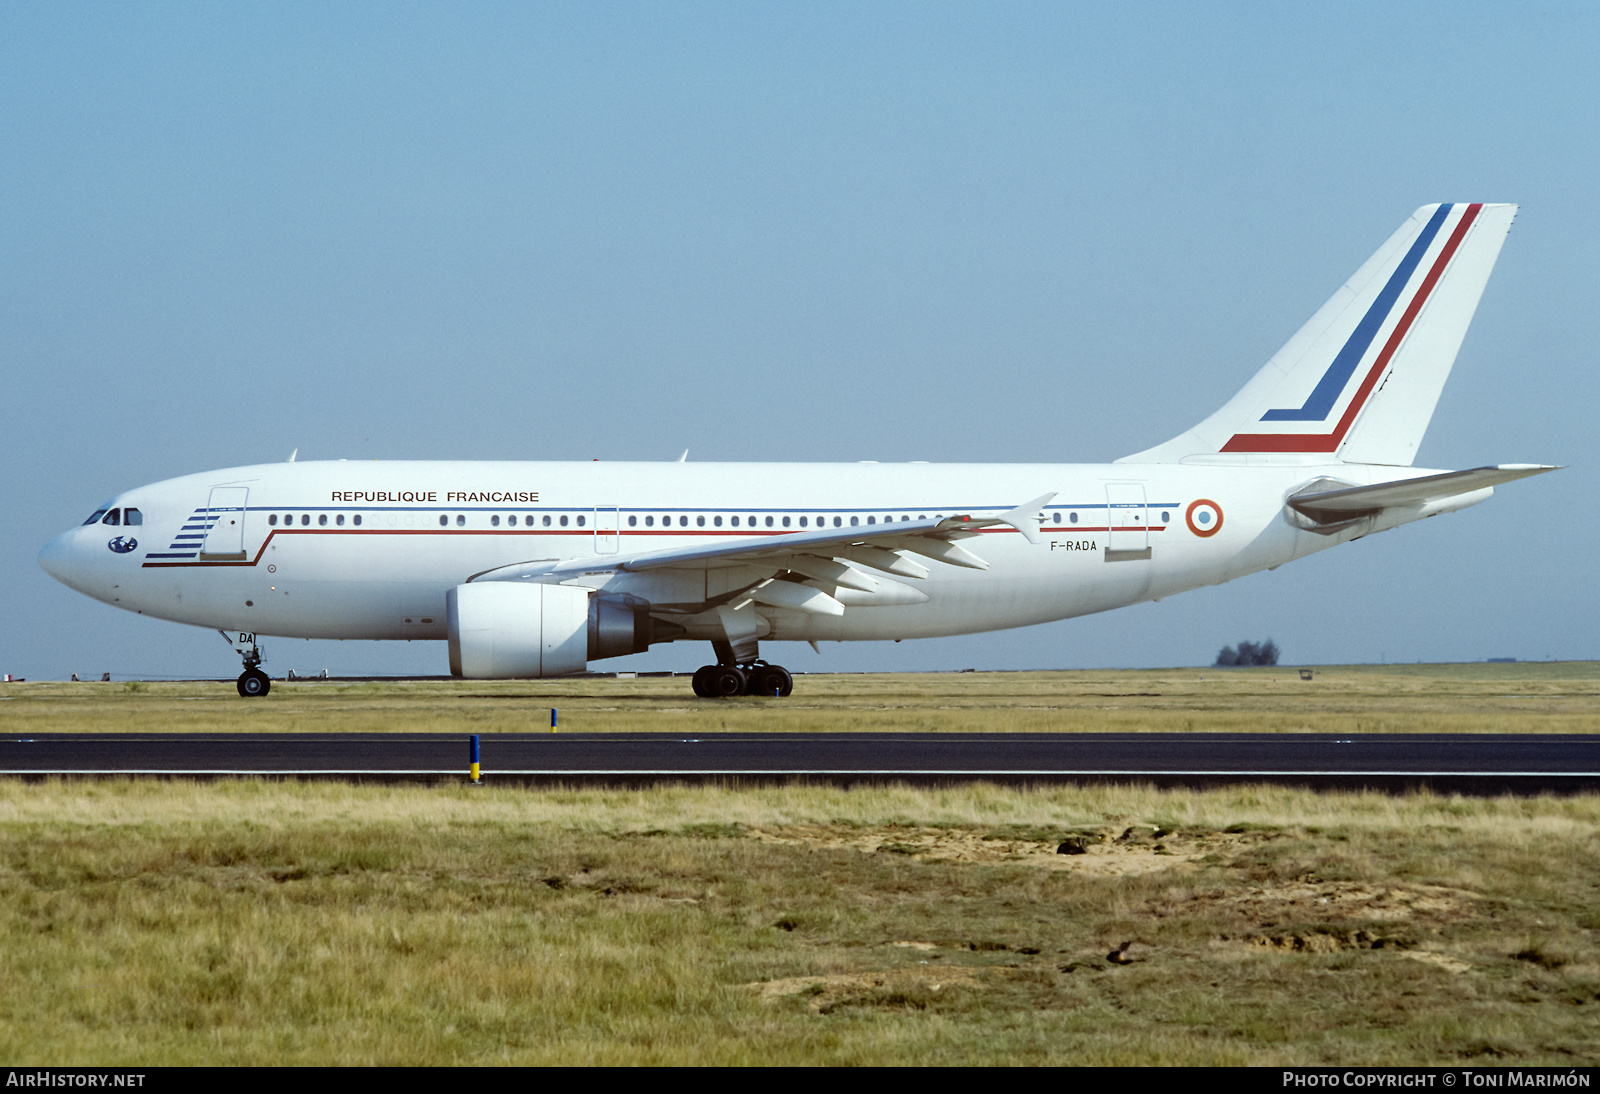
[3,661,1598,736]
[0,780,1596,1065]
[0,665,1596,1065]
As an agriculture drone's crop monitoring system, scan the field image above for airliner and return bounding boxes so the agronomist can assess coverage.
[39,203,1555,697]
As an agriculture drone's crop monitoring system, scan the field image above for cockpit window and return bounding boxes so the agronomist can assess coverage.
[83,509,109,526]
[122,508,142,526]
[101,509,121,526]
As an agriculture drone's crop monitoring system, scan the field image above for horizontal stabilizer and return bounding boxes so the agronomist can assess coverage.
[1288,464,1556,521]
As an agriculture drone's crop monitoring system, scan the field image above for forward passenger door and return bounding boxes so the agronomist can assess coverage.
[200,487,249,560]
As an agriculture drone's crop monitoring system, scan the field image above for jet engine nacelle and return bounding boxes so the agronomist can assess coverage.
[446,583,662,679]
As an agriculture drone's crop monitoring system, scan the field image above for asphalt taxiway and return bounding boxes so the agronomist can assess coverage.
[3,732,1597,792]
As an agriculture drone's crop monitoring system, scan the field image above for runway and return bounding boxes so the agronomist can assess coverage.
[3,732,1598,792]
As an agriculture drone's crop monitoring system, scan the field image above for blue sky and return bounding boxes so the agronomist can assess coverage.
[3,2,1595,680]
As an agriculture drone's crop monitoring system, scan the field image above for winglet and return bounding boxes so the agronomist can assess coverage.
[998,492,1057,544]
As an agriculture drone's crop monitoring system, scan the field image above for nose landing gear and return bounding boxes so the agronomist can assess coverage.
[238,667,270,697]
[220,630,271,698]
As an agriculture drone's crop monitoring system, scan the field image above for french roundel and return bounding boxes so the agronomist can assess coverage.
[1185,499,1223,538]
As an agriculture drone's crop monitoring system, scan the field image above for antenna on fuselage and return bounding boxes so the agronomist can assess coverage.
[677,450,688,462]
[287,448,297,463]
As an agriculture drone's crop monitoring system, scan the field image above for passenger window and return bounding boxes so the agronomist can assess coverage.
[782,516,791,527]
[747,515,756,526]
[1070,512,1079,524]
[713,516,722,527]
[439,515,448,527]
[455,515,464,527]
[765,516,774,528]
[1161,511,1170,523]
[799,516,807,528]
[123,508,143,526]
[300,514,310,526]
[867,516,875,525]
[353,515,362,526]
[337,514,346,526]
[1052,512,1061,523]
[730,516,738,527]
[491,515,501,527]
[508,515,518,527]
[628,516,637,527]
[268,514,279,526]
[645,515,654,527]
[576,515,585,527]
[319,514,328,526]
[559,515,568,527]
[83,509,109,526]
[696,516,705,527]
[678,516,687,527]
[284,514,292,525]
[102,509,120,526]
[834,517,842,527]
[543,515,552,527]
[850,516,859,526]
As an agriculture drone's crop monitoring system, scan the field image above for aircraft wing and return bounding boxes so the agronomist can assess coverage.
[468,492,1056,614]
[1288,464,1557,522]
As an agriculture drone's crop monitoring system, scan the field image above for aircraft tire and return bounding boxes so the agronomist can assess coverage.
[691,665,717,698]
[237,669,271,698]
[752,664,793,698]
[709,665,747,698]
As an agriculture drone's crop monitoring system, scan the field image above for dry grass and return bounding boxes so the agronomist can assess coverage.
[3,661,1599,735]
[0,779,1597,1065]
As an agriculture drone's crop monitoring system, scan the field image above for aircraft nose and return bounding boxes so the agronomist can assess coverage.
[38,531,78,588]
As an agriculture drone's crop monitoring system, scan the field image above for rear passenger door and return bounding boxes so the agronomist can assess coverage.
[1104,483,1149,558]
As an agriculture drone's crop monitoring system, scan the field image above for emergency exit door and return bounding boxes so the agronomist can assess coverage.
[594,506,620,554]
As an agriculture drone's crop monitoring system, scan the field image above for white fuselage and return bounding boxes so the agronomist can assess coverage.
[39,458,1468,657]
[36,205,1538,682]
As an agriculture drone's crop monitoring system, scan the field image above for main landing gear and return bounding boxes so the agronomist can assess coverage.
[220,630,271,698]
[691,660,793,699]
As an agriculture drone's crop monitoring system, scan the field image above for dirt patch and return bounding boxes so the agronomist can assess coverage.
[1402,950,1473,974]
[1202,880,1480,960]
[744,823,1251,876]
[1213,880,1477,924]
[1248,928,1405,953]
[1241,935,1474,972]
[749,965,1022,1013]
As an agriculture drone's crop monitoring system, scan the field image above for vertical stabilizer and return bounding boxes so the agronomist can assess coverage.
[1119,203,1516,465]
